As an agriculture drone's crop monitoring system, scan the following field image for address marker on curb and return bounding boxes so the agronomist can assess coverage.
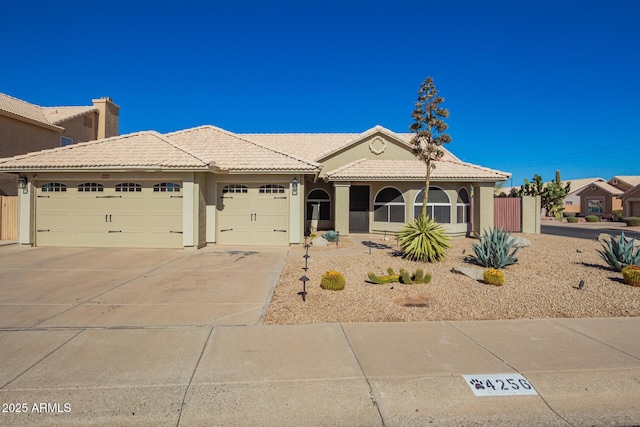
[463,374,538,396]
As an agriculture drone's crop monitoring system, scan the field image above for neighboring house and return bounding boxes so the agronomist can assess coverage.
[620,183,640,217]
[575,181,623,217]
[0,93,119,195]
[0,125,510,249]
[608,176,640,193]
[562,177,606,214]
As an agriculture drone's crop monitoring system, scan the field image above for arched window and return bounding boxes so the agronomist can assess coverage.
[115,183,142,192]
[154,182,181,192]
[78,182,104,192]
[374,187,405,223]
[259,184,285,194]
[457,188,471,224]
[222,184,247,194]
[306,189,330,221]
[414,187,451,223]
[41,182,66,192]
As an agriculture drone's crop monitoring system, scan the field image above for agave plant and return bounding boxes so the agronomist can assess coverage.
[471,228,520,269]
[597,232,640,272]
[398,216,450,262]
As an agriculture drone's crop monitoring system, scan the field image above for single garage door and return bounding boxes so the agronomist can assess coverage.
[632,201,640,217]
[217,183,289,246]
[36,181,183,248]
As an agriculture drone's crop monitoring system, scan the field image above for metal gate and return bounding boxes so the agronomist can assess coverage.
[494,197,521,232]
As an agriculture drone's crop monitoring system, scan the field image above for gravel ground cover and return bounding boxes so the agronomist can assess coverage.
[264,233,640,324]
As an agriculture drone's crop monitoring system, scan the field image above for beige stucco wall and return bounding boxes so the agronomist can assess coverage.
[196,173,207,248]
[473,183,494,235]
[318,132,415,178]
[93,98,120,139]
[58,113,100,144]
[521,195,541,234]
[0,115,61,158]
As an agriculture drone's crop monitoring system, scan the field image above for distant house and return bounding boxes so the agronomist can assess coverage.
[620,183,640,217]
[575,181,623,217]
[562,177,606,214]
[0,93,119,195]
[0,125,510,249]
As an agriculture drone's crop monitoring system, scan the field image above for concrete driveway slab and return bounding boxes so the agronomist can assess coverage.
[452,319,640,372]
[192,323,362,383]
[39,302,265,328]
[526,368,640,426]
[181,380,382,427]
[0,386,185,426]
[553,317,640,358]
[0,305,74,329]
[370,376,566,426]
[6,328,210,389]
[0,331,78,388]
[342,322,514,378]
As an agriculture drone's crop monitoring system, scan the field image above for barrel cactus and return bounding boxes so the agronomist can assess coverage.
[483,268,505,286]
[622,265,640,287]
[321,270,346,290]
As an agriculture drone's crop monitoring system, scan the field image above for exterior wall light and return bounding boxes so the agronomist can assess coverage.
[292,177,298,196]
[18,176,28,193]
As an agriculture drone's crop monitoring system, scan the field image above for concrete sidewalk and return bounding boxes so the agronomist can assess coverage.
[1,317,639,426]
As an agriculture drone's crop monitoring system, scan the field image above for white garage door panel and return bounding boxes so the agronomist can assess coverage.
[217,184,289,246]
[36,182,182,248]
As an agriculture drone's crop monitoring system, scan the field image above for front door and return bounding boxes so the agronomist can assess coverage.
[349,185,369,233]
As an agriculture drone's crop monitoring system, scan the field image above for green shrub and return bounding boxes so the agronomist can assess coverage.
[585,215,600,222]
[483,268,505,286]
[564,212,576,218]
[622,265,640,286]
[398,216,450,262]
[321,230,339,242]
[597,232,640,272]
[566,216,579,223]
[612,210,624,221]
[320,270,345,290]
[623,217,640,227]
[471,228,520,269]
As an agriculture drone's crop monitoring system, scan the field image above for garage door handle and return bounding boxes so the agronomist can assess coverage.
[273,229,287,232]
[221,195,233,199]
[37,229,50,232]
[170,231,183,234]
[220,228,233,232]
[274,196,287,199]
[108,230,122,233]
[37,195,50,198]
[170,195,183,198]
[96,195,122,198]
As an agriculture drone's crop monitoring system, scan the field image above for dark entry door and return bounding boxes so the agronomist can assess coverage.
[349,186,370,233]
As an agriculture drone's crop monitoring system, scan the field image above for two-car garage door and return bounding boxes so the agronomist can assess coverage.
[217,183,289,246]
[36,181,183,248]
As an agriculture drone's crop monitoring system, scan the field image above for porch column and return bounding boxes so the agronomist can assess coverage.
[18,180,35,245]
[473,182,494,235]
[333,182,350,236]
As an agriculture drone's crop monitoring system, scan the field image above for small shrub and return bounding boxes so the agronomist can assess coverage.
[612,210,624,221]
[622,265,640,287]
[367,271,399,284]
[320,270,345,290]
[564,212,576,218]
[623,217,640,227]
[566,216,579,223]
[597,232,640,272]
[471,228,520,269]
[585,215,600,223]
[483,268,505,286]
[398,216,450,262]
[321,230,339,242]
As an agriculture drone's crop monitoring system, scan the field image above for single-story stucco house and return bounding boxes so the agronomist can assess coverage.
[0,124,510,249]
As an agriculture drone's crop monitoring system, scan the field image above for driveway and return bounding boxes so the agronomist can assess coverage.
[0,245,288,329]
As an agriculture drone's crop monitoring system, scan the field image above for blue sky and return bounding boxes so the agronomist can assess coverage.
[3,0,639,187]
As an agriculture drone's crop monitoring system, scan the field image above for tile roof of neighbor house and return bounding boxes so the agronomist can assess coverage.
[240,125,460,162]
[0,93,63,131]
[575,180,624,196]
[620,182,640,198]
[566,177,606,194]
[165,126,321,172]
[324,158,510,181]
[611,176,640,188]
[41,106,99,124]
[0,131,210,170]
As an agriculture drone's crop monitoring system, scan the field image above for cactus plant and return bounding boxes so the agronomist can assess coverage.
[398,268,432,284]
[597,232,640,272]
[320,270,345,290]
[483,268,505,286]
[398,215,450,262]
[622,265,640,287]
[321,230,339,242]
[367,271,400,284]
[471,228,520,269]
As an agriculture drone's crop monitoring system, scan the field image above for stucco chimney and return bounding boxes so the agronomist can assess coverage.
[92,97,120,139]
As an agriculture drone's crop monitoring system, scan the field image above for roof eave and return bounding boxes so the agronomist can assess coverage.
[0,110,64,132]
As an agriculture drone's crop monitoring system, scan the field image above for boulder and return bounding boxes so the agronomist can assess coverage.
[451,265,485,281]
[311,236,328,247]
[512,236,531,248]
